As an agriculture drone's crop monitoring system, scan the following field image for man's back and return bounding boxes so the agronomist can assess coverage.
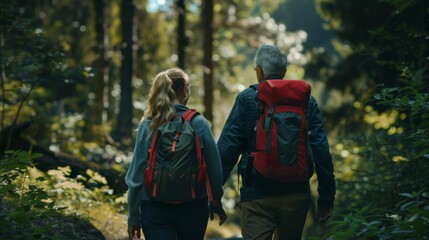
[217,44,335,240]
[218,84,332,201]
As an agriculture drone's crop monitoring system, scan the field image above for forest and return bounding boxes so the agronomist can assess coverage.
[1,0,428,239]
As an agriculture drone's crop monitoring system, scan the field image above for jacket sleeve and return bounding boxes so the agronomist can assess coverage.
[308,96,336,208]
[125,121,150,226]
[192,115,224,205]
[217,93,247,184]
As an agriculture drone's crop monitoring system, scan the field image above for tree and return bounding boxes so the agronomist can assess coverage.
[201,0,214,124]
[93,0,108,125]
[114,0,134,141]
[176,0,186,69]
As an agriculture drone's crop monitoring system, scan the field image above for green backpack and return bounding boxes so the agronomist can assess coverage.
[143,109,214,202]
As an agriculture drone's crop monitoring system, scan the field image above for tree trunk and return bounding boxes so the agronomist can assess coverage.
[93,0,107,125]
[202,0,214,124]
[176,0,186,69]
[115,0,134,141]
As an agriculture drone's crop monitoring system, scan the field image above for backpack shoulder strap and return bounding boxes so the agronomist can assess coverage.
[182,108,217,205]
[182,109,199,121]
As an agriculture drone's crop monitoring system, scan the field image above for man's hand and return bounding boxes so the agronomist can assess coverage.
[209,202,227,226]
[317,206,333,223]
[127,225,141,240]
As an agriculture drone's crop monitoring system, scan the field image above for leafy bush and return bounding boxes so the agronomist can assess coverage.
[316,191,429,240]
[318,71,429,239]
[310,0,429,237]
[0,150,57,239]
[0,150,127,239]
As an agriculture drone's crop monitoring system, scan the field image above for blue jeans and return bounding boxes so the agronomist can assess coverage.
[140,198,209,240]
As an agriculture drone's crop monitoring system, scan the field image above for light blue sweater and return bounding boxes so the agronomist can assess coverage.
[125,104,224,226]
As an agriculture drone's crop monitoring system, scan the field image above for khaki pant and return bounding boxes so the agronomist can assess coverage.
[240,192,310,240]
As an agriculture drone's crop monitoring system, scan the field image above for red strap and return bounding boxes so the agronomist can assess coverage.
[182,109,215,204]
[192,187,196,199]
[147,131,159,186]
[205,173,216,205]
[195,134,203,175]
[182,109,198,121]
[152,182,157,197]
[171,131,180,152]
[195,128,215,205]
[149,133,158,166]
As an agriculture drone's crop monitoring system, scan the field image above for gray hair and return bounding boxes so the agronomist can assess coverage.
[255,45,288,79]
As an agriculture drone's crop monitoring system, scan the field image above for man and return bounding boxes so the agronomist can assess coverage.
[216,44,336,240]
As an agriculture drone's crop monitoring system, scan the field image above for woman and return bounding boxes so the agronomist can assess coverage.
[126,68,226,240]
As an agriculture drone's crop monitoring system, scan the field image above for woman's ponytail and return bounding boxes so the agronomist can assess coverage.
[143,68,188,132]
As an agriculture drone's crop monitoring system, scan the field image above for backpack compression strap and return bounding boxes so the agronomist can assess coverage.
[182,109,217,205]
[146,126,160,193]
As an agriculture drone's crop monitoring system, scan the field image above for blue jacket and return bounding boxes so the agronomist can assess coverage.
[217,82,336,208]
[125,104,224,226]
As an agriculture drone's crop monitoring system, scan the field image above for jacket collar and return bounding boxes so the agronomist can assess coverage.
[174,104,189,113]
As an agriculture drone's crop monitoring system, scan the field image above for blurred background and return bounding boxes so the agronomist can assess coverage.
[1,0,428,239]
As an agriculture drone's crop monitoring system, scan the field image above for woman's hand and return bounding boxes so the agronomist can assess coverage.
[209,202,228,226]
[127,225,141,240]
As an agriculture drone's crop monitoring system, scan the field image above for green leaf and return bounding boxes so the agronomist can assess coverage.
[31,153,43,159]
[36,177,46,181]
[400,201,416,210]
[399,193,414,199]
[408,213,419,222]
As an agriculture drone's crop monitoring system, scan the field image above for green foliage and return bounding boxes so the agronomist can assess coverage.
[0,150,127,239]
[45,165,128,238]
[47,166,112,214]
[312,0,429,237]
[320,66,429,240]
[313,0,428,136]
[2,1,90,94]
[392,192,429,239]
[1,1,94,153]
[313,205,382,240]
[0,150,58,239]
[317,192,429,240]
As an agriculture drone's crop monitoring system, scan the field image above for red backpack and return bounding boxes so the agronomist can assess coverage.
[144,109,215,203]
[252,79,312,183]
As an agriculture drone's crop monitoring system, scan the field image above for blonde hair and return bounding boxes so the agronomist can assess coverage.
[143,68,189,132]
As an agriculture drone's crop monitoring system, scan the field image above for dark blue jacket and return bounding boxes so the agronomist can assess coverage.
[217,82,336,208]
